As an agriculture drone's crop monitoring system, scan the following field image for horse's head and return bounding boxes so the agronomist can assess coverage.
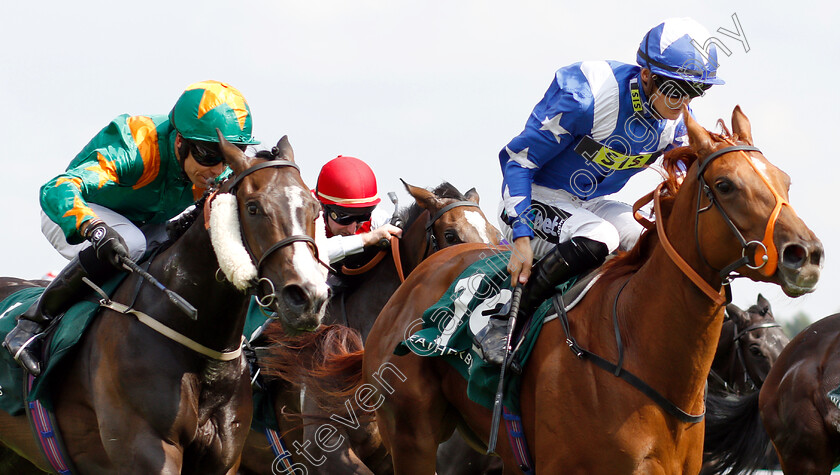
[401,180,501,254]
[218,134,328,332]
[724,293,789,390]
[680,106,823,297]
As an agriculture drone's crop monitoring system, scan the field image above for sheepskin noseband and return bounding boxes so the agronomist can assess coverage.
[209,193,258,290]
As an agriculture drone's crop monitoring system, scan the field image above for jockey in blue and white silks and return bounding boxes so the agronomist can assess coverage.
[477,17,726,365]
[500,60,688,254]
[498,17,725,286]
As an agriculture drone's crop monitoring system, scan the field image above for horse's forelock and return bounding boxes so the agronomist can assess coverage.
[432,182,467,201]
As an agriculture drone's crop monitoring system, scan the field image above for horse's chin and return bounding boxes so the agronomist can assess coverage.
[778,265,820,297]
[274,305,325,335]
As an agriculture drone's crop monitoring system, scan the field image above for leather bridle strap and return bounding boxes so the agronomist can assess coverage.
[224,159,300,192]
[696,143,789,278]
[424,201,480,255]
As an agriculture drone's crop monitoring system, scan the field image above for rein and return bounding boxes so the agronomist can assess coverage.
[341,200,479,282]
[341,236,405,282]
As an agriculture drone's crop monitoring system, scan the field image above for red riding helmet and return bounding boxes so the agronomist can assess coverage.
[316,156,381,209]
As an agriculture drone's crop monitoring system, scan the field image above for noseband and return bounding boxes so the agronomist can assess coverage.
[224,159,319,308]
[423,201,480,256]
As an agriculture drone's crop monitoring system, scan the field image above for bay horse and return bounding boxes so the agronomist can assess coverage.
[327,180,502,340]
[708,294,789,396]
[704,313,840,474]
[0,135,329,474]
[357,105,822,474]
[239,180,501,474]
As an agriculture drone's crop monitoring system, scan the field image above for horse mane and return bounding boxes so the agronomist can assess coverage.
[597,141,722,285]
[259,324,364,399]
[165,191,211,241]
[397,181,468,228]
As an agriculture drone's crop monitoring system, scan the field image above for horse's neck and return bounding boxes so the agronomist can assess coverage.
[147,212,250,351]
[398,209,433,273]
[616,221,726,406]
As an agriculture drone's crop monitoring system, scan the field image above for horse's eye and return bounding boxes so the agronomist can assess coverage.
[246,202,260,215]
[715,179,734,194]
[749,344,762,356]
[444,231,459,244]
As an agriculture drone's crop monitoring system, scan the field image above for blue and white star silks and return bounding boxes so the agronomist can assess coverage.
[499,60,689,240]
[540,113,571,143]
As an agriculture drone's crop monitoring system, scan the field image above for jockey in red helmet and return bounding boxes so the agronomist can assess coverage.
[314,156,401,264]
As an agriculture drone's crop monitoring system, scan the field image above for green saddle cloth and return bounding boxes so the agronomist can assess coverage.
[394,250,574,413]
[0,287,283,432]
[243,298,282,432]
[0,278,124,415]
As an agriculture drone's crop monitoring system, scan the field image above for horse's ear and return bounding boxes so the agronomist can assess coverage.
[726,303,750,327]
[756,293,772,317]
[464,187,480,204]
[402,179,441,211]
[217,129,249,174]
[731,105,754,145]
[274,135,295,162]
[683,104,714,156]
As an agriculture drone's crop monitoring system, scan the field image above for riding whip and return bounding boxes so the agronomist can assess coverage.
[487,284,523,454]
[118,255,198,320]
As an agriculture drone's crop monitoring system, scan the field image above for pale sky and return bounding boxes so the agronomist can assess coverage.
[1,0,837,322]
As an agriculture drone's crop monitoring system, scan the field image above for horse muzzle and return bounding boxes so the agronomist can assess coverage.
[777,239,824,297]
[270,281,329,333]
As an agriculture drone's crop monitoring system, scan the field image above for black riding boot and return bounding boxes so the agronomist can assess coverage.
[475,237,609,365]
[2,246,116,376]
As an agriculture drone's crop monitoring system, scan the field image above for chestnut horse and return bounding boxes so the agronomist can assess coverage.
[708,294,789,396]
[704,313,840,475]
[0,136,328,474]
[359,106,822,474]
[239,181,501,474]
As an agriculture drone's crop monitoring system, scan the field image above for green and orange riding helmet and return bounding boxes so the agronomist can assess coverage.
[170,80,260,146]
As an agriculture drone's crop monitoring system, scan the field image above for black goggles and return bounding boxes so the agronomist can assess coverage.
[653,75,712,99]
[325,206,371,225]
[189,141,246,167]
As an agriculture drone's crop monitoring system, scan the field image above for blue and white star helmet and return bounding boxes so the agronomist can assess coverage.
[637,17,725,85]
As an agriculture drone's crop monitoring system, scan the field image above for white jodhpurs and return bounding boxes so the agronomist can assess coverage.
[498,185,644,260]
[41,203,169,261]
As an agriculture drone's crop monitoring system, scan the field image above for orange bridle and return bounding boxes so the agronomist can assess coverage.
[634,142,789,306]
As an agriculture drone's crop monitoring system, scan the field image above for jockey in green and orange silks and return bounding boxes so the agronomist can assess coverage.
[5,80,260,376]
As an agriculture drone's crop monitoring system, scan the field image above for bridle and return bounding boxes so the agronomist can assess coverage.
[709,312,781,393]
[732,314,781,391]
[222,159,320,309]
[634,141,790,306]
[423,200,480,256]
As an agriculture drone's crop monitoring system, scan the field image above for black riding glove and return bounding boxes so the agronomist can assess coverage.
[84,221,130,269]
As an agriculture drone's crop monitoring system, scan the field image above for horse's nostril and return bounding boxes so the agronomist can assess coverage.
[781,244,807,268]
[282,284,309,310]
[810,245,824,267]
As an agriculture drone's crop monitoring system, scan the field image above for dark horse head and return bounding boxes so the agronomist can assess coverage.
[216,134,329,332]
[710,293,789,395]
